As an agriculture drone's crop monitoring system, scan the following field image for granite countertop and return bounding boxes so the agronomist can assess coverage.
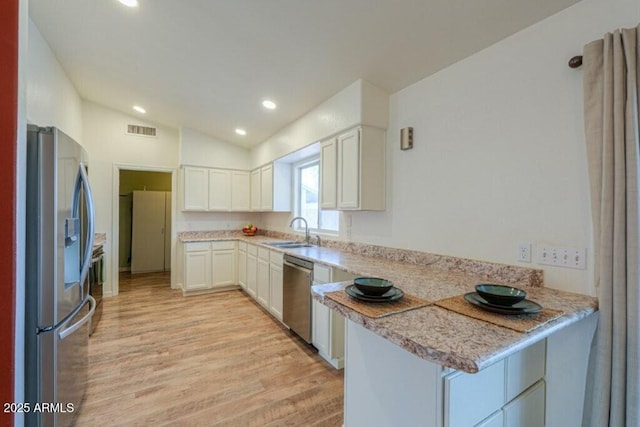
[179,230,598,373]
[93,233,106,250]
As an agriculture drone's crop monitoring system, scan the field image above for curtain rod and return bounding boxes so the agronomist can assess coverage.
[569,55,583,68]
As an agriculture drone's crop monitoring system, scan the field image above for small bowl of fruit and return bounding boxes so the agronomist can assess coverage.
[242,224,258,236]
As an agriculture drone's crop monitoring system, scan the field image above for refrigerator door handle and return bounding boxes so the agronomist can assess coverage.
[58,296,96,340]
[75,163,95,288]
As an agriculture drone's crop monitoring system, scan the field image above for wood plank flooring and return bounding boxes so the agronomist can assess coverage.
[75,272,344,426]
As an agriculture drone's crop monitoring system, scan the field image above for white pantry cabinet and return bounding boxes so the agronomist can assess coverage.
[182,166,250,212]
[320,125,386,211]
[250,162,291,212]
[182,241,237,295]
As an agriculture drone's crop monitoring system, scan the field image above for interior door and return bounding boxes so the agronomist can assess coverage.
[131,191,166,273]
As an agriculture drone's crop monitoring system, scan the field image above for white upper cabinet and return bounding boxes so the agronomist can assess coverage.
[260,164,273,211]
[320,138,338,209]
[337,128,360,209]
[230,171,250,211]
[183,166,250,212]
[250,168,261,211]
[250,162,291,212]
[320,126,386,211]
[183,167,209,211]
[208,169,230,211]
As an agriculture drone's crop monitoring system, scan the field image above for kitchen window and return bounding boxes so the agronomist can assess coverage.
[294,157,339,234]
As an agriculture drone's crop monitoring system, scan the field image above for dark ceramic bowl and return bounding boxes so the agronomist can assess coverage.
[353,277,394,296]
[475,284,526,306]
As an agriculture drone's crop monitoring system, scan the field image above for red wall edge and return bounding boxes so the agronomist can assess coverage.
[0,1,19,425]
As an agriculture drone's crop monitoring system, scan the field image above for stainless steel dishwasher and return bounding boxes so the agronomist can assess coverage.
[283,254,314,343]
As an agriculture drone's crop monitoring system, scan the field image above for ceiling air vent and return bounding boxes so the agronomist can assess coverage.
[126,124,157,137]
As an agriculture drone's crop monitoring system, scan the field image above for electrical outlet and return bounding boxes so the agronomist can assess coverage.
[517,243,531,263]
[537,244,586,270]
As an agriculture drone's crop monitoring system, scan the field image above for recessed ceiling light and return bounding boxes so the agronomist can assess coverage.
[132,105,146,114]
[118,0,139,7]
[262,100,277,110]
[235,128,247,136]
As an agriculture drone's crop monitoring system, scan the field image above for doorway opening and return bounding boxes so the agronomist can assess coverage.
[111,165,176,296]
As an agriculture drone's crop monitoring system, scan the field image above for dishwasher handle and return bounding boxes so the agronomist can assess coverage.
[283,259,313,274]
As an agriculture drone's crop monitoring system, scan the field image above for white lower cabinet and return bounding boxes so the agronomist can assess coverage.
[211,246,235,287]
[269,251,283,321]
[345,321,549,427]
[184,244,211,292]
[182,241,236,295]
[444,339,546,427]
[257,247,270,308]
[503,380,545,427]
[237,242,247,289]
[246,244,258,298]
[476,410,504,427]
[445,360,506,427]
[242,244,284,322]
[312,264,353,369]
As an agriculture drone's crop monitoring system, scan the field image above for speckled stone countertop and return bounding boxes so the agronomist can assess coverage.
[94,233,106,250]
[178,230,542,287]
[178,230,598,373]
[312,281,597,373]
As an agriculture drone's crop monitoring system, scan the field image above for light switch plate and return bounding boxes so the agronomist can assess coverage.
[537,245,586,270]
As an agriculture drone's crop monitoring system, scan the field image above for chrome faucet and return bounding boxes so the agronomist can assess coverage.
[289,216,310,244]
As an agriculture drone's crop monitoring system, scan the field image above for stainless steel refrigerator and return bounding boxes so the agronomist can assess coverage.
[25,126,96,427]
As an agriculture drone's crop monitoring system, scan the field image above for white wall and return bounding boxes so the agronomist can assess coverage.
[82,101,180,295]
[250,79,389,168]
[26,19,82,142]
[350,0,640,296]
[175,125,261,233]
[180,126,250,170]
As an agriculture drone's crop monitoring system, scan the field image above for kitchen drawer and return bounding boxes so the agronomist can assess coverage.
[247,244,258,256]
[184,241,210,252]
[445,359,505,427]
[238,241,247,252]
[269,250,283,265]
[506,340,545,402]
[476,410,504,427]
[211,240,236,251]
[314,264,332,284]
[503,380,545,427]
[258,247,270,261]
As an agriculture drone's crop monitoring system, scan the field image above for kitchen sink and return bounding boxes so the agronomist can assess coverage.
[266,241,313,248]
[266,241,297,247]
[279,243,313,248]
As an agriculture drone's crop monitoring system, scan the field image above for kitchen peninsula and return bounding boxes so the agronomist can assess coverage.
[179,231,598,427]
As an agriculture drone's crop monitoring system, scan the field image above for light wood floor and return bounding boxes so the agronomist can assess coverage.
[75,272,344,426]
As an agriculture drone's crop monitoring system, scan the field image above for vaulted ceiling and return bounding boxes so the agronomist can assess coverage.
[30,0,579,148]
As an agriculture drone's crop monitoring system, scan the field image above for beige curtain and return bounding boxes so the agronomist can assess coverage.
[583,24,640,426]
